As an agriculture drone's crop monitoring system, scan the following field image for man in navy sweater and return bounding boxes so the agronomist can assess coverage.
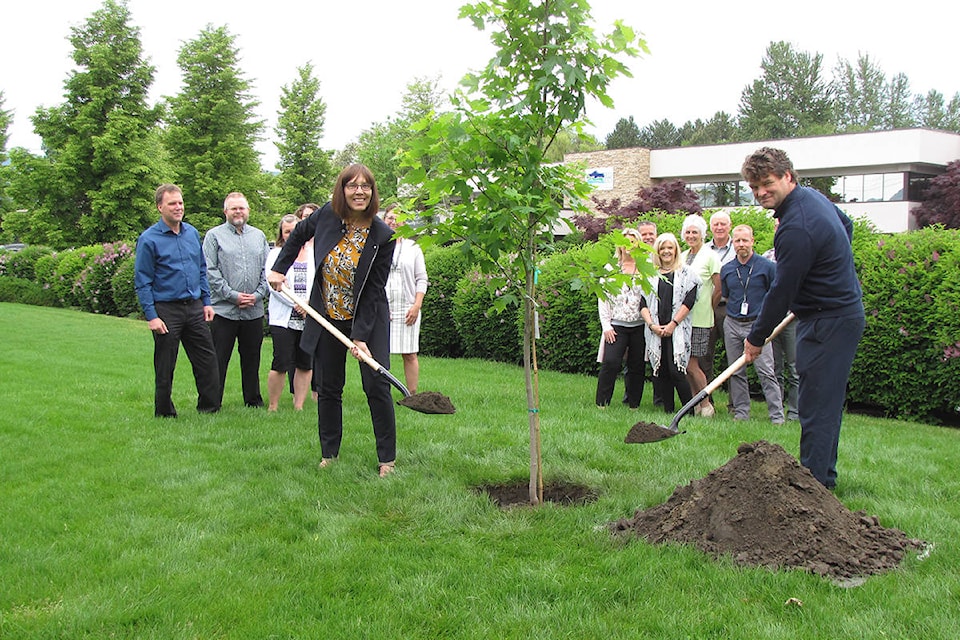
[741,148,865,489]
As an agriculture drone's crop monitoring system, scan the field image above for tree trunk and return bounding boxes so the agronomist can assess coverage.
[524,246,543,505]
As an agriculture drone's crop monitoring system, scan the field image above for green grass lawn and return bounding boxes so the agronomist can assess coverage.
[1,302,958,639]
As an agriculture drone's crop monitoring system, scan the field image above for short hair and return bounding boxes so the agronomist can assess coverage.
[731,224,754,239]
[223,192,247,210]
[276,214,298,246]
[637,220,657,230]
[680,213,707,238]
[294,203,320,220]
[155,184,181,207]
[742,147,797,184]
[331,164,380,220]
[709,211,731,225]
[652,232,682,273]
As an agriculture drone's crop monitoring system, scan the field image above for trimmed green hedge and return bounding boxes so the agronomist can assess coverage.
[850,226,960,421]
[2,215,958,423]
[420,243,472,359]
[452,268,522,365]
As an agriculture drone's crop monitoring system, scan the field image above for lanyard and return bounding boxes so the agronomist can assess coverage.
[735,260,754,294]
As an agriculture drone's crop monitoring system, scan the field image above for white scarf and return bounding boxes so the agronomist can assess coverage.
[645,265,699,375]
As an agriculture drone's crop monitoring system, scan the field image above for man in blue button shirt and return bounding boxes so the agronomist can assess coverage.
[720,224,782,423]
[135,184,221,417]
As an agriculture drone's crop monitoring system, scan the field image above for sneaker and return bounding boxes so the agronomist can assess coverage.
[700,404,715,418]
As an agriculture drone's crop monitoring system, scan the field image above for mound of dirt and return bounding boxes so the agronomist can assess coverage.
[625,420,682,443]
[398,391,456,414]
[611,440,926,580]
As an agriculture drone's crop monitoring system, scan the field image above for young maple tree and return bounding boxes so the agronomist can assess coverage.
[400,0,648,504]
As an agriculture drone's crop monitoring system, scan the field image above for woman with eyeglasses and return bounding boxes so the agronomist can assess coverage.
[267,165,398,477]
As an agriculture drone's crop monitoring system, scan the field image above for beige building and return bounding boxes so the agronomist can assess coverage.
[565,128,960,233]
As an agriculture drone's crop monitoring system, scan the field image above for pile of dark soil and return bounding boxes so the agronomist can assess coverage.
[625,420,681,443]
[398,391,456,414]
[611,440,926,580]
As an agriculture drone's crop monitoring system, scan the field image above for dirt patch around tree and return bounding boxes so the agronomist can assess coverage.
[610,440,927,581]
[478,481,597,508]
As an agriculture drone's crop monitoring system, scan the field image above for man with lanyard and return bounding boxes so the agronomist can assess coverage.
[720,224,782,423]
[705,211,736,383]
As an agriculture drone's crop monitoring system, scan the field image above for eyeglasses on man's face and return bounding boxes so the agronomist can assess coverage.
[344,182,372,193]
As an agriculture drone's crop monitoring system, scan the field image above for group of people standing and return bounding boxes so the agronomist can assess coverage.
[133,147,864,490]
[596,203,798,421]
[134,165,428,478]
[597,147,864,490]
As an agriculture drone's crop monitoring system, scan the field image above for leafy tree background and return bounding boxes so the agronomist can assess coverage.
[605,116,642,149]
[165,25,265,232]
[737,41,834,140]
[273,62,334,212]
[16,0,162,247]
[0,92,11,216]
[1,0,959,248]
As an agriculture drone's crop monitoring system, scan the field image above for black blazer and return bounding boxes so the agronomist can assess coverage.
[270,202,395,354]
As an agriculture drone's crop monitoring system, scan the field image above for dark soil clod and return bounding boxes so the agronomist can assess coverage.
[398,391,456,414]
[611,440,927,580]
[624,421,680,443]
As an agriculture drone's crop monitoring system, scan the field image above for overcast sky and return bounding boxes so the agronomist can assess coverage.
[3,0,957,170]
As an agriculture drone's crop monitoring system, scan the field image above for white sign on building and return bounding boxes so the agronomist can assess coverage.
[586,166,614,191]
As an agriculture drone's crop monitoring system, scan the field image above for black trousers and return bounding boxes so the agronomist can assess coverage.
[596,324,645,408]
[652,338,693,413]
[313,317,396,464]
[210,315,264,407]
[152,300,220,416]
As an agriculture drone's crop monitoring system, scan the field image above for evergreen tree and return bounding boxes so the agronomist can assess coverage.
[914,89,949,129]
[165,25,263,232]
[833,53,886,132]
[884,73,917,129]
[604,116,641,149]
[737,41,834,140]
[945,93,960,133]
[274,62,333,209]
[638,118,680,148]
[29,0,162,246]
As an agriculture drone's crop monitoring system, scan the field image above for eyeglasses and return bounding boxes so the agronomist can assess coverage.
[344,182,372,193]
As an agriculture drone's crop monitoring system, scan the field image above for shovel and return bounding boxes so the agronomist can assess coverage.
[279,284,455,414]
[626,312,795,443]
